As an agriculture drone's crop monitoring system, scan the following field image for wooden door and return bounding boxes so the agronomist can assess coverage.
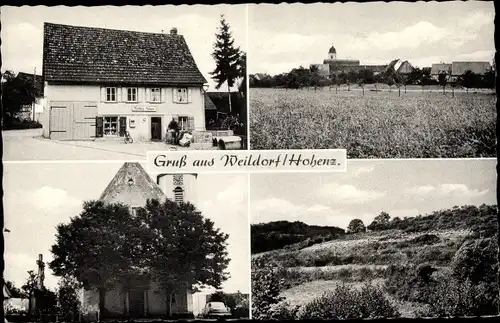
[151,117,162,141]
[128,290,145,318]
[50,104,72,140]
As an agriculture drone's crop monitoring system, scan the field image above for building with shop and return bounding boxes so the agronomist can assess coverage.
[41,23,209,141]
[81,162,198,318]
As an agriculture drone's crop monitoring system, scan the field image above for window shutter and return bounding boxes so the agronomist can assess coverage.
[145,88,150,102]
[188,116,195,131]
[172,88,177,103]
[119,116,127,137]
[187,88,192,103]
[101,87,106,102]
[96,116,104,137]
[161,88,166,103]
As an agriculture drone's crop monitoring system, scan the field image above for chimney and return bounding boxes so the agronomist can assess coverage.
[170,27,178,35]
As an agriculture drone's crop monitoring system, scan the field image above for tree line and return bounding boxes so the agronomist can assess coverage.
[250,65,495,93]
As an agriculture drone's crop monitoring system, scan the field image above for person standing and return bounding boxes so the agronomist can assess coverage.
[168,118,180,145]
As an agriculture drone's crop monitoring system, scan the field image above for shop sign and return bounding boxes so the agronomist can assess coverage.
[132,106,157,112]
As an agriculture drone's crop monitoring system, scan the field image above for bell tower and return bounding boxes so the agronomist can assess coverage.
[157,173,198,204]
[328,45,337,60]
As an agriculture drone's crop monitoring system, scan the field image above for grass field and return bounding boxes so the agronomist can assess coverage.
[249,87,496,158]
[252,224,497,319]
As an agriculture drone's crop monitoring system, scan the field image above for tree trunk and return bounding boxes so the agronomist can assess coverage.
[227,84,232,115]
[166,291,174,318]
[404,85,407,93]
[362,87,364,95]
[98,288,106,320]
[398,87,400,97]
[443,86,445,95]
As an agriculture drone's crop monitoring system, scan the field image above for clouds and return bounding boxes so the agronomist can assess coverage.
[31,186,82,213]
[407,184,489,199]
[249,3,494,74]
[319,183,385,205]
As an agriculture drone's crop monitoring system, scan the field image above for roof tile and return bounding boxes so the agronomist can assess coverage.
[43,23,207,85]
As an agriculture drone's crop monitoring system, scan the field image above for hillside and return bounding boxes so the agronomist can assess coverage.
[251,220,345,254]
[251,204,499,319]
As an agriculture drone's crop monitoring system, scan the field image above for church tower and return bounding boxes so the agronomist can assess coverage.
[156,173,198,205]
[328,45,337,60]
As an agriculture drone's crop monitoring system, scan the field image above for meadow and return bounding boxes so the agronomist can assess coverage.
[251,205,499,320]
[249,87,496,158]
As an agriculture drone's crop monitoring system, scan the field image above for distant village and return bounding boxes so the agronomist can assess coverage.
[250,45,495,89]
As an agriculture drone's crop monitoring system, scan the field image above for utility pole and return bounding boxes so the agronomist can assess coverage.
[32,67,36,121]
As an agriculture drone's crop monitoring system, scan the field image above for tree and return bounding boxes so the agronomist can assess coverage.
[4,280,26,298]
[347,219,366,234]
[308,65,322,90]
[251,259,284,319]
[210,15,242,114]
[438,71,448,95]
[460,70,479,93]
[481,70,495,90]
[49,200,147,317]
[57,276,82,322]
[1,70,41,126]
[336,72,346,93]
[22,270,39,317]
[138,198,230,317]
[368,211,391,231]
[346,71,358,91]
[237,52,247,97]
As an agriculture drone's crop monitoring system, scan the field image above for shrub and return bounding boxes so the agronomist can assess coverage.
[3,118,42,130]
[451,237,498,284]
[421,278,499,317]
[410,233,441,246]
[251,259,286,319]
[267,301,300,320]
[299,284,400,320]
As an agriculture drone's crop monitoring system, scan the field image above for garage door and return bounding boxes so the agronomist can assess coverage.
[49,102,98,140]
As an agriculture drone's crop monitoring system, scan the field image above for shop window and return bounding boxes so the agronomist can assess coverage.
[150,88,161,102]
[177,116,194,131]
[106,87,117,102]
[127,88,138,102]
[173,88,188,103]
[174,187,184,203]
[104,116,118,136]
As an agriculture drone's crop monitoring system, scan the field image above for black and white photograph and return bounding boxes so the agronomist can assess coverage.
[248,1,495,158]
[1,5,248,161]
[250,159,498,319]
[3,162,250,321]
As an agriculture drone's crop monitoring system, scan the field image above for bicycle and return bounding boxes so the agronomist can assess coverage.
[124,131,134,144]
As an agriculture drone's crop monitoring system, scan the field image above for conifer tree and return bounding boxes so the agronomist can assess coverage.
[210,15,242,114]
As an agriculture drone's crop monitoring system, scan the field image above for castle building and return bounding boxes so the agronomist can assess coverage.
[80,162,198,319]
[311,45,387,79]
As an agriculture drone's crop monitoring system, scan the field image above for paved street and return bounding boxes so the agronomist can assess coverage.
[2,129,214,161]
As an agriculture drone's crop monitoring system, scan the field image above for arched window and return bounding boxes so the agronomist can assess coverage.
[174,187,184,203]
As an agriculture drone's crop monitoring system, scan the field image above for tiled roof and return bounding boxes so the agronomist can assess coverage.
[43,23,207,85]
[204,92,217,111]
[16,72,44,95]
[451,61,492,76]
[100,162,166,207]
[431,63,452,75]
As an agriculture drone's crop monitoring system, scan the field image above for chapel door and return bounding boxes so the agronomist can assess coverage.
[128,290,145,318]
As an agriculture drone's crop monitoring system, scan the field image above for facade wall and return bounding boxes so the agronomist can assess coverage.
[81,282,191,318]
[44,83,206,141]
[157,173,198,204]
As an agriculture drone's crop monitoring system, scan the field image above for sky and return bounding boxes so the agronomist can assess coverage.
[0,5,247,91]
[3,162,250,295]
[250,159,497,230]
[248,1,495,75]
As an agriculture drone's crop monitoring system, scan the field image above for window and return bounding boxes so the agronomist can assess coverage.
[104,116,118,136]
[174,88,188,103]
[150,88,161,102]
[127,88,138,102]
[106,87,117,102]
[178,116,188,131]
[173,174,184,186]
[174,187,184,203]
